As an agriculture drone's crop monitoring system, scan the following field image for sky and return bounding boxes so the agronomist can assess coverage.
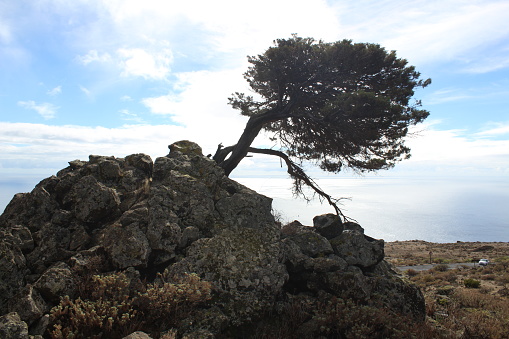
[1,0,509,214]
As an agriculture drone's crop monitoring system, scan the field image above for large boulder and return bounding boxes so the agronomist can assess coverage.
[0,140,425,337]
[329,230,384,269]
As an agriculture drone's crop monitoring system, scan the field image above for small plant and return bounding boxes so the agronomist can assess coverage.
[406,269,418,277]
[433,264,449,272]
[48,271,212,338]
[464,278,481,288]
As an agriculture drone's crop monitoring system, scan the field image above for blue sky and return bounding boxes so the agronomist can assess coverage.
[1,0,509,211]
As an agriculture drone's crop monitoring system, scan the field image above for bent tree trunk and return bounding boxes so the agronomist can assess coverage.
[214,114,266,176]
[213,108,348,219]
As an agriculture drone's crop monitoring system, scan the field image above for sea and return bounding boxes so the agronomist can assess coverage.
[1,175,507,243]
[234,176,509,243]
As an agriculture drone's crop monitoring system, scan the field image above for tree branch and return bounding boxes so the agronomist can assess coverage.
[246,147,351,221]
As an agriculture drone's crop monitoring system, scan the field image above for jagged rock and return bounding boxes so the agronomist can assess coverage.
[125,153,154,176]
[0,312,29,339]
[101,223,151,269]
[168,140,203,156]
[284,230,333,257]
[25,223,74,273]
[280,220,306,236]
[343,221,364,233]
[0,237,29,314]
[34,263,75,303]
[165,225,288,325]
[0,140,425,337]
[179,226,201,249]
[29,314,49,337]
[313,213,344,239]
[7,285,48,326]
[329,230,384,269]
[68,175,121,223]
[3,226,34,253]
[122,331,153,339]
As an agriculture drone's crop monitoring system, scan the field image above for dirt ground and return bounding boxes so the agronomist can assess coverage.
[384,240,509,266]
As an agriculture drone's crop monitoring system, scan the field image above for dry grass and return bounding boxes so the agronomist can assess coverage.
[395,242,509,338]
[385,240,509,266]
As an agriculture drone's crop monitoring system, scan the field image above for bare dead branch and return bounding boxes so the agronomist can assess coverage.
[246,147,352,221]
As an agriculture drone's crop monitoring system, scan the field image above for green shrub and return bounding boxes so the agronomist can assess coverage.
[464,278,481,288]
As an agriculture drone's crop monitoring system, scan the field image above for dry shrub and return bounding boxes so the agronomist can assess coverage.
[453,289,490,309]
[48,272,212,338]
[460,310,506,339]
[496,273,509,286]
[49,273,140,339]
[406,268,418,277]
[482,274,496,281]
[434,270,457,284]
[135,273,212,331]
[313,297,442,338]
[433,264,449,272]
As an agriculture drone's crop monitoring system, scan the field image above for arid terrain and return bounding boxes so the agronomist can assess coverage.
[385,240,509,266]
[384,240,509,337]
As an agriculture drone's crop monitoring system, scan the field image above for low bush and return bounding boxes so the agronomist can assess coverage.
[48,272,212,338]
[463,278,481,288]
[433,264,449,272]
[405,269,418,277]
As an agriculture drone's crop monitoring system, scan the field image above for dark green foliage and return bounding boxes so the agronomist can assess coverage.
[216,35,430,215]
[463,278,481,288]
[223,35,429,172]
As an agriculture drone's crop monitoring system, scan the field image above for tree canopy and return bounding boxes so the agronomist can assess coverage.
[213,36,430,218]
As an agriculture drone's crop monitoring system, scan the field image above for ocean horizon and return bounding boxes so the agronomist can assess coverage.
[1,174,507,244]
[235,176,509,243]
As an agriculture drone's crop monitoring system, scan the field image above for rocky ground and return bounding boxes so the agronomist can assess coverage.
[385,240,509,266]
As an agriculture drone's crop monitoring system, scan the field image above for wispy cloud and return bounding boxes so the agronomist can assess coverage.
[462,54,509,74]
[119,109,145,123]
[79,86,93,98]
[476,122,509,137]
[77,50,112,65]
[47,86,62,96]
[0,21,11,44]
[425,88,473,105]
[17,101,58,119]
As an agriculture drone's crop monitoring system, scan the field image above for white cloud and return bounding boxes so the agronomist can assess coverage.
[0,122,185,167]
[77,49,112,65]
[117,47,173,80]
[462,54,509,74]
[79,86,92,98]
[18,101,58,119]
[400,122,509,175]
[330,0,509,68]
[0,21,11,44]
[47,86,62,96]
[142,69,252,148]
[119,109,144,123]
[476,122,509,137]
[426,88,472,105]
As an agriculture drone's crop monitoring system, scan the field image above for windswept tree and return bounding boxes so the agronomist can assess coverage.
[213,36,430,218]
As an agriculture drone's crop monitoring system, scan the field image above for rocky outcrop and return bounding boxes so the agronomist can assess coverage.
[0,140,425,338]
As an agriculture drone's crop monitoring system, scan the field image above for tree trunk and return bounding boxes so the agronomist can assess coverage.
[217,101,298,176]
[219,114,267,176]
